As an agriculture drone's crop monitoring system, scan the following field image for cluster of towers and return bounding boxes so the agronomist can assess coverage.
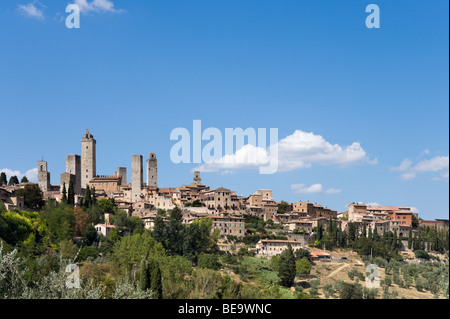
[131,153,157,202]
[37,129,158,201]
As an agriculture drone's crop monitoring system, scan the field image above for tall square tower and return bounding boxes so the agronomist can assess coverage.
[66,154,81,194]
[146,152,157,188]
[37,160,50,193]
[81,129,96,189]
[131,154,143,202]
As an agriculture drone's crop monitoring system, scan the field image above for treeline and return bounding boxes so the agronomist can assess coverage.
[151,207,220,263]
[408,225,449,253]
[314,219,404,261]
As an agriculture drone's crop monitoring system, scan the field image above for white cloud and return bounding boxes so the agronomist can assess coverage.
[392,155,449,181]
[17,2,45,20]
[291,183,342,195]
[0,168,38,183]
[74,0,123,13]
[195,130,374,174]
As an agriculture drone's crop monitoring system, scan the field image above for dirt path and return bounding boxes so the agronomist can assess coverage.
[327,263,350,278]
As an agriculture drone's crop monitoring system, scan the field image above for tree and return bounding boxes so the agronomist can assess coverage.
[97,198,116,215]
[198,254,221,271]
[294,248,311,261]
[408,227,413,250]
[139,259,151,292]
[20,176,29,183]
[167,207,185,255]
[0,172,7,185]
[40,202,75,243]
[84,185,92,209]
[278,201,290,214]
[190,268,222,299]
[111,232,165,270]
[91,187,97,204]
[16,184,44,210]
[414,250,429,260]
[59,239,78,260]
[62,182,67,203]
[74,207,90,237]
[8,176,19,186]
[296,257,312,276]
[68,180,75,205]
[150,261,163,299]
[84,224,98,246]
[278,244,296,287]
[152,215,167,243]
[337,281,364,299]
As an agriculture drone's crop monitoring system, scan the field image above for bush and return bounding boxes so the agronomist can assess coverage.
[414,250,430,260]
[296,258,312,276]
[77,246,99,261]
[198,254,221,271]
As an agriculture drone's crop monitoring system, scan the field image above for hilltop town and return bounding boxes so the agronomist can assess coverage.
[2,129,448,252]
[1,129,449,299]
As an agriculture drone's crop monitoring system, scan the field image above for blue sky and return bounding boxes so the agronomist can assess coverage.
[0,0,448,219]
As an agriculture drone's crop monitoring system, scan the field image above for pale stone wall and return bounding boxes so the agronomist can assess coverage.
[37,161,50,192]
[146,153,157,188]
[66,154,81,194]
[115,167,127,185]
[131,154,143,203]
[81,129,96,189]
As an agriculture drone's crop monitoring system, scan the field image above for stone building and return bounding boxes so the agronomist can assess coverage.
[293,201,337,219]
[131,154,143,203]
[60,172,76,196]
[146,152,157,188]
[256,239,305,258]
[66,154,81,194]
[114,167,127,185]
[37,160,51,193]
[89,175,122,197]
[210,215,246,237]
[81,129,96,189]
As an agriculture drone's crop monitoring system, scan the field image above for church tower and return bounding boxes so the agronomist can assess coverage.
[81,129,96,189]
[146,152,157,188]
[37,160,50,193]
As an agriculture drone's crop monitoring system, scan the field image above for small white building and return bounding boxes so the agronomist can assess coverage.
[94,223,117,237]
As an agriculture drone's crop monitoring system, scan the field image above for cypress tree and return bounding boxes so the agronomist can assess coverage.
[392,230,398,250]
[408,227,413,250]
[91,187,97,204]
[68,180,75,205]
[0,172,7,185]
[278,244,296,287]
[62,182,67,202]
[151,262,163,299]
[373,225,378,242]
[8,175,19,186]
[84,185,92,208]
[139,260,151,291]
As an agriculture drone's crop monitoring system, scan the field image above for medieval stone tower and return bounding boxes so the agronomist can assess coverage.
[81,129,96,189]
[37,160,50,192]
[193,171,202,184]
[66,154,81,194]
[131,154,143,202]
[114,167,127,185]
[146,152,157,188]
